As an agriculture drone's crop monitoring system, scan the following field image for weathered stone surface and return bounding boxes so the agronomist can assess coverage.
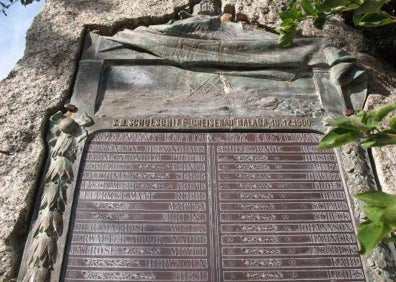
[0,0,395,281]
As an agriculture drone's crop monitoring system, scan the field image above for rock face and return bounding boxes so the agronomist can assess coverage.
[0,0,395,281]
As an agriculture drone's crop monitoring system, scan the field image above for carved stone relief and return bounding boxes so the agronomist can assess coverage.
[20,110,93,282]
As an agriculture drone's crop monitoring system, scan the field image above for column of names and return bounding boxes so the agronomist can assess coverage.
[212,133,365,281]
[64,132,210,281]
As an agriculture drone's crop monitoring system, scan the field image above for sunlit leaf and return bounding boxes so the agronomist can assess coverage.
[389,115,396,132]
[354,191,396,208]
[317,0,364,13]
[327,116,373,131]
[361,133,396,148]
[366,102,396,122]
[357,221,391,255]
[288,5,301,18]
[363,206,385,223]
[317,128,361,149]
[280,5,302,21]
[381,204,396,227]
[278,21,298,47]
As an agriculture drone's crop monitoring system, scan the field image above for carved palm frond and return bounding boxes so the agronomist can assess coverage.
[38,209,54,235]
[46,156,74,183]
[29,233,57,268]
[23,110,91,281]
[21,266,49,282]
[33,209,63,237]
[40,182,58,210]
[51,132,76,160]
[53,209,63,236]
[40,181,67,211]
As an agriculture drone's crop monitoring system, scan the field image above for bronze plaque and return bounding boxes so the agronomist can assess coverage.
[62,132,365,281]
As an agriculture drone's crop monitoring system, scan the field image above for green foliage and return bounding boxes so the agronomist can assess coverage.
[318,103,396,255]
[318,102,396,149]
[354,191,396,254]
[279,0,396,46]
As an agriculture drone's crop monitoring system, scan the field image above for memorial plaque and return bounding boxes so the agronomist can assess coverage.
[61,132,365,281]
[19,9,378,282]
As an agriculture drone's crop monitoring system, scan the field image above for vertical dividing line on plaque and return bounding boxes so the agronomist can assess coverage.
[211,133,222,282]
[206,133,220,281]
[206,133,215,282]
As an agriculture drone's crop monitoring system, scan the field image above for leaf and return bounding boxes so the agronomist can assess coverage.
[361,133,396,148]
[389,115,396,132]
[317,0,348,12]
[357,221,391,255]
[363,205,385,223]
[327,115,373,131]
[318,128,361,149]
[367,102,396,122]
[288,5,301,19]
[354,0,387,14]
[354,191,396,208]
[313,12,327,29]
[278,21,298,47]
[285,0,297,6]
[353,10,394,27]
[317,0,364,13]
[381,204,396,227]
[299,0,316,16]
[280,6,302,22]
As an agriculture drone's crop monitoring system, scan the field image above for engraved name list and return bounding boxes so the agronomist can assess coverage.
[62,132,365,281]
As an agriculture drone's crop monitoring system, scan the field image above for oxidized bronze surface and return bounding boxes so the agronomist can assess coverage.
[62,132,365,281]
